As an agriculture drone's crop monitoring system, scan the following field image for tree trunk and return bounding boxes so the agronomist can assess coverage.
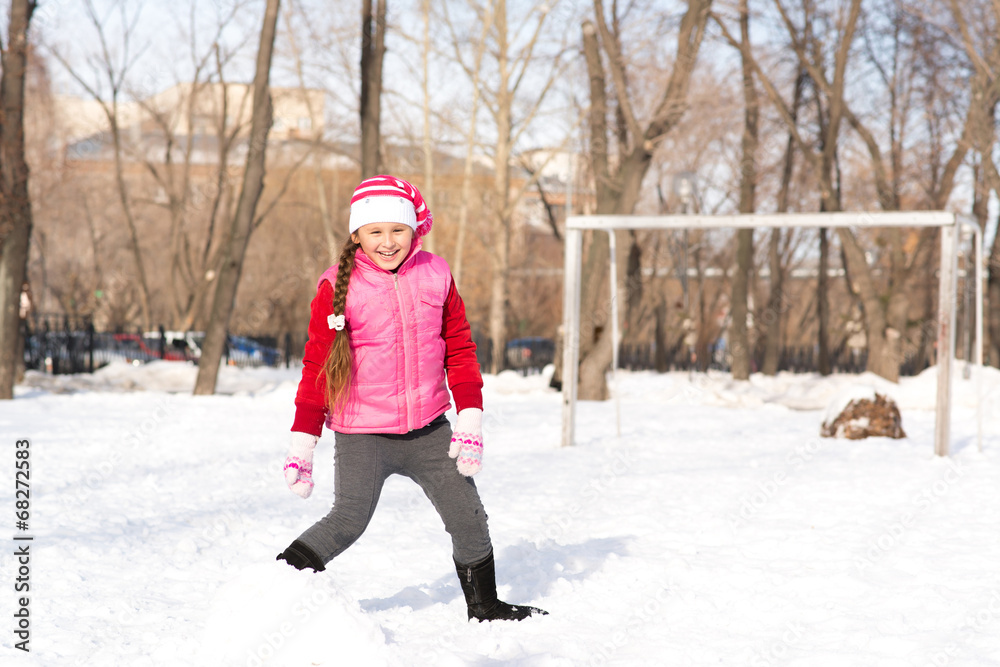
[761,71,803,376]
[194,0,280,395]
[729,0,756,381]
[577,20,613,398]
[0,0,36,400]
[578,231,610,398]
[694,244,710,371]
[360,0,386,179]
[624,232,642,344]
[420,0,435,254]
[989,219,1000,367]
[761,229,784,376]
[488,0,511,375]
[817,227,831,375]
[654,301,668,372]
[576,0,712,399]
[487,220,509,374]
[816,90,838,377]
[837,226,899,381]
[731,230,753,378]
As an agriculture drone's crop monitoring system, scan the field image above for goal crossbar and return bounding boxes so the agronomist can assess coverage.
[560,211,984,456]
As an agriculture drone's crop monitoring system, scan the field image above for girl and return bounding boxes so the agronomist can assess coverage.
[277,175,546,622]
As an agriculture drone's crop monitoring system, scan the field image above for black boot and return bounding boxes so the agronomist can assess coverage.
[455,551,547,622]
[276,540,326,572]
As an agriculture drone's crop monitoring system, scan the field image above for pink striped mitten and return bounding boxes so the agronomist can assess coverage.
[449,408,483,477]
[284,432,318,498]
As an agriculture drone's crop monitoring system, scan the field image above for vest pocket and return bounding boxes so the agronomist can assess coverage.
[417,294,445,331]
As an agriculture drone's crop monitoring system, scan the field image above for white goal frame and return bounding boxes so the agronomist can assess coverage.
[560,211,985,456]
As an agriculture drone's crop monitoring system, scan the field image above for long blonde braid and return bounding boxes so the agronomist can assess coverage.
[321,236,361,412]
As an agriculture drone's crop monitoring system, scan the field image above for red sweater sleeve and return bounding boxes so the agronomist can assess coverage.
[291,279,335,436]
[442,276,484,411]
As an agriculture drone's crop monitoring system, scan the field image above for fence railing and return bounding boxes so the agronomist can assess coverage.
[22,315,308,375]
[617,341,931,376]
[21,315,933,379]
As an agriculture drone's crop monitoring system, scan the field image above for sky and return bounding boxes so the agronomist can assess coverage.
[20,0,1000,241]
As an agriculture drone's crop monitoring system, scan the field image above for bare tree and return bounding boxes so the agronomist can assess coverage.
[578,0,712,399]
[720,0,924,378]
[419,0,436,254]
[441,0,494,289]
[131,4,250,331]
[486,0,572,373]
[360,0,386,179]
[830,0,982,378]
[50,0,154,331]
[285,0,342,265]
[0,0,37,399]
[446,0,571,372]
[194,0,281,395]
[761,70,805,376]
[728,0,758,380]
[946,0,1000,368]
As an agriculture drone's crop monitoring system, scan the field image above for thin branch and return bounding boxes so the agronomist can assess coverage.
[591,0,643,142]
[252,144,317,230]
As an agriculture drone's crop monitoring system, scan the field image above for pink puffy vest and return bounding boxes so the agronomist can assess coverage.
[317,240,453,434]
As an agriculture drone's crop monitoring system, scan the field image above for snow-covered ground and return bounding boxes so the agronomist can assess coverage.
[1,361,999,666]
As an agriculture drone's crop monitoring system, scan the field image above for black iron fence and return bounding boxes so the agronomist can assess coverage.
[617,341,931,376]
[22,314,308,375]
[22,314,933,379]
[474,335,557,376]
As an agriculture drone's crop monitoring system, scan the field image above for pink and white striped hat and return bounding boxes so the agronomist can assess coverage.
[349,175,433,238]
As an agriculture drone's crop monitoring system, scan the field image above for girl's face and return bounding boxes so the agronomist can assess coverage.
[352,222,414,271]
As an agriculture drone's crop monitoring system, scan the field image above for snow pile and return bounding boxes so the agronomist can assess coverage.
[201,562,389,665]
[19,359,295,396]
[612,364,1000,413]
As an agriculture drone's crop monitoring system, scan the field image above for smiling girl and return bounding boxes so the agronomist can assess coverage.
[277,175,546,622]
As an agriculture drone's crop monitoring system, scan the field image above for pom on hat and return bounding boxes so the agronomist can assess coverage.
[349,175,433,238]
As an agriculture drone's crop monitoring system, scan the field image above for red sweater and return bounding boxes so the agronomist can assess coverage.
[291,276,484,436]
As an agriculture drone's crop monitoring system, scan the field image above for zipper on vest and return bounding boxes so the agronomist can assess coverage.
[393,271,416,431]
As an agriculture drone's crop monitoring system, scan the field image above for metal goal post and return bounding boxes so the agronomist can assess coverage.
[560,211,984,456]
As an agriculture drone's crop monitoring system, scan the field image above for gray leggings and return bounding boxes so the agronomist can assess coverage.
[294,415,493,566]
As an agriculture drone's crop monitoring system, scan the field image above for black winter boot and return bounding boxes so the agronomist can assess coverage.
[276,540,326,572]
[455,551,547,622]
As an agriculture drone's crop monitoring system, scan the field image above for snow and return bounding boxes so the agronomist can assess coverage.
[1,360,999,666]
